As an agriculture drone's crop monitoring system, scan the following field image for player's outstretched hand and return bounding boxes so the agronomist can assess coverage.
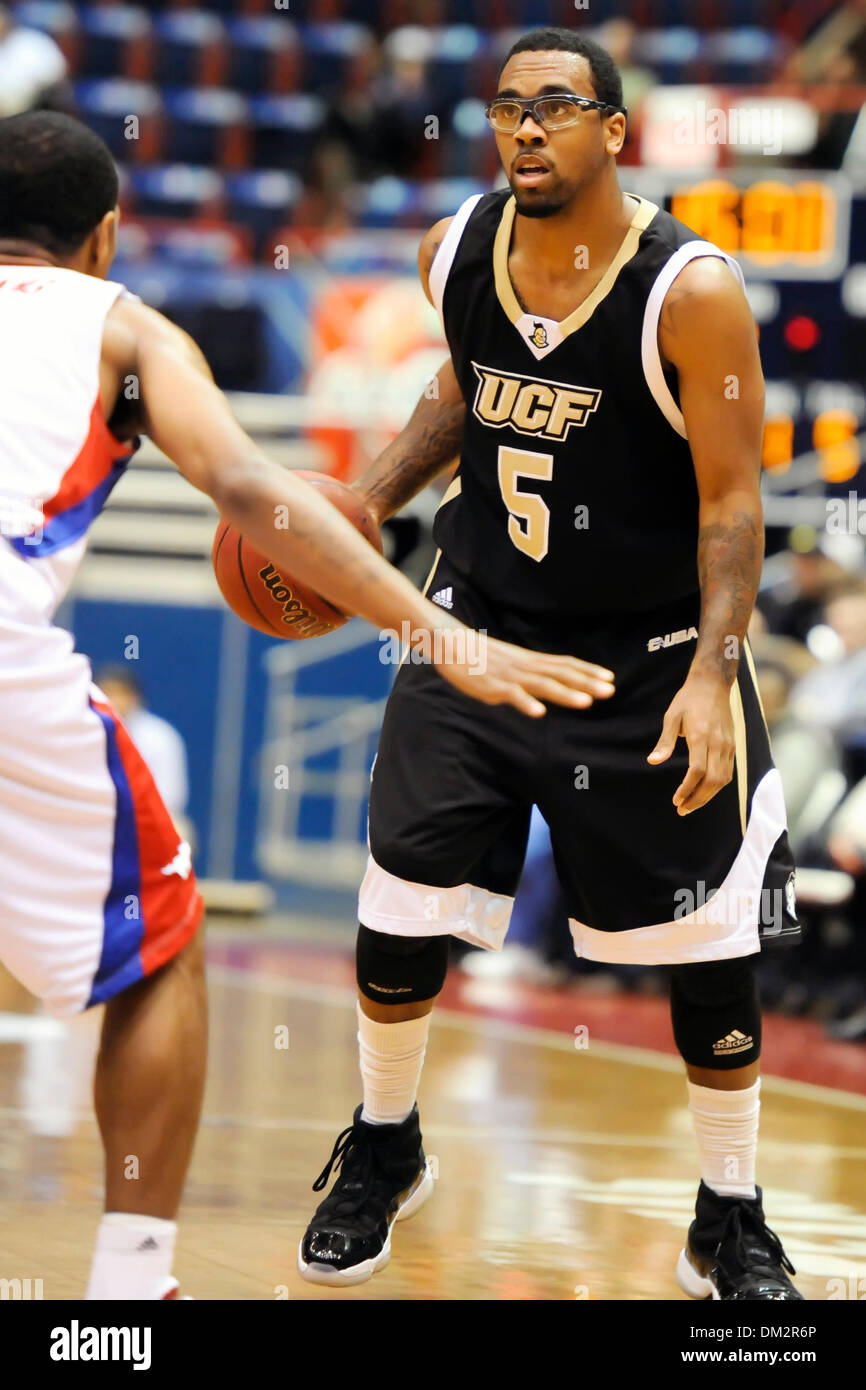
[431,631,615,717]
[647,672,735,814]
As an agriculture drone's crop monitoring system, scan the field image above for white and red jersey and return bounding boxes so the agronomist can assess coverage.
[0,264,137,621]
[0,265,202,1017]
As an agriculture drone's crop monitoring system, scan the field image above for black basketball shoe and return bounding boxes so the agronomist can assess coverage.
[676,1181,802,1300]
[297,1103,434,1286]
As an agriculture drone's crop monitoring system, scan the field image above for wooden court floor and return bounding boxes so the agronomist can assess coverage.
[1,928,865,1301]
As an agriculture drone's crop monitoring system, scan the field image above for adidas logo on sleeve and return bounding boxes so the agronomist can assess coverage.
[431,587,453,610]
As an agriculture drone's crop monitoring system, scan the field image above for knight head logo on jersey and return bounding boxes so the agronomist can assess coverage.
[530,322,549,350]
[471,362,602,441]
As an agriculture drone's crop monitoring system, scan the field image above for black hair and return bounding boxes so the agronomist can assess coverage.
[0,110,118,256]
[500,27,624,110]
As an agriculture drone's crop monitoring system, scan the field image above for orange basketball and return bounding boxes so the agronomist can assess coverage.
[211,470,383,640]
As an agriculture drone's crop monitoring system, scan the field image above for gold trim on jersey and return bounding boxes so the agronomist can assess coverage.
[438,476,462,509]
[742,638,770,739]
[729,678,749,837]
[492,193,660,339]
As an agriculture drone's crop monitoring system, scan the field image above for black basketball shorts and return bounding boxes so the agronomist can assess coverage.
[358,553,800,967]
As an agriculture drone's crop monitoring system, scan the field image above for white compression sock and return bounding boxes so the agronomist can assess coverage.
[687,1078,761,1199]
[358,1005,431,1126]
[86,1213,177,1300]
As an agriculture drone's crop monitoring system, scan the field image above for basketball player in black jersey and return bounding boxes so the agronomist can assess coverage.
[299,28,802,1300]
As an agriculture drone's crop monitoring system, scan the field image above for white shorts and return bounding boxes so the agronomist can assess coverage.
[0,614,203,1017]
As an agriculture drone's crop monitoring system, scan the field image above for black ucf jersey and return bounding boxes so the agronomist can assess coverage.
[428,189,747,620]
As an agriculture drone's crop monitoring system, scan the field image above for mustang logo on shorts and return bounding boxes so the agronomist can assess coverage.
[785,872,797,919]
[160,842,192,879]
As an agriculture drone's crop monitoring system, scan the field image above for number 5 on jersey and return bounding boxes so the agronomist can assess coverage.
[497,445,554,562]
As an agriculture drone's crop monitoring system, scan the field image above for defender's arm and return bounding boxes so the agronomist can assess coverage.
[99,297,614,719]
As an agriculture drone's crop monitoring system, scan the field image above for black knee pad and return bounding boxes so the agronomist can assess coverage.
[356,925,450,1005]
[670,956,761,1070]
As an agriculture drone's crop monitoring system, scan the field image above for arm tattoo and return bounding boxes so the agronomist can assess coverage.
[694,509,763,684]
[353,388,465,523]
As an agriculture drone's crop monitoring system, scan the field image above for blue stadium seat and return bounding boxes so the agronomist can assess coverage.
[702,29,786,85]
[167,0,237,12]
[706,0,774,25]
[514,0,562,24]
[126,164,225,221]
[640,0,712,26]
[428,26,489,108]
[249,94,326,174]
[116,221,248,271]
[77,5,152,81]
[445,98,490,178]
[440,0,486,21]
[351,177,422,228]
[161,88,248,167]
[227,16,301,95]
[225,170,303,251]
[419,178,486,222]
[13,1,78,41]
[75,79,162,159]
[633,28,702,84]
[153,12,226,88]
[302,22,374,94]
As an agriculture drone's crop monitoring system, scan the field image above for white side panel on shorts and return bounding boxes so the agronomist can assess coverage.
[0,627,114,1016]
[569,769,788,966]
[640,241,747,439]
[358,854,514,951]
[428,193,484,329]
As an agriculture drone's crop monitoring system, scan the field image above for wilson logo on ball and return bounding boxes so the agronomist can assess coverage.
[211,471,383,642]
[258,564,335,638]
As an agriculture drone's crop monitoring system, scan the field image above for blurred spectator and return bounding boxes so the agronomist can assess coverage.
[372,29,439,177]
[757,529,866,647]
[753,641,843,855]
[791,0,866,84]
[0,4,72,118]
[95,666,191,839]
[827,776,866,872]
[789,579,866,745]
[784,0,866,168]
[595,19,654,165]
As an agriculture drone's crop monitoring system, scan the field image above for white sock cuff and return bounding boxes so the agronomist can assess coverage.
[101,1213,177,1234]
[87,1214,177,1299]
[356,1004,432,1054]
[687,1078,761,1115]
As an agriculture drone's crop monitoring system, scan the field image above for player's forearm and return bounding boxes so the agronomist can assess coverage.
[691,492,764,687]
[351,376,465,524]
[216,454,463,642]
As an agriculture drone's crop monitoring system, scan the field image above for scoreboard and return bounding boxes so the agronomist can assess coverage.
[626,168,866,489]
[667,175,851,280]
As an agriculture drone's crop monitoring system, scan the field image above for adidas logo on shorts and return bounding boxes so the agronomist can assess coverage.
[713,1028,754,1056]
[431,587,453,610]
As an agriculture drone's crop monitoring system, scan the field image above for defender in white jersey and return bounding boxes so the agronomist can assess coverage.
[0,111,608,1299]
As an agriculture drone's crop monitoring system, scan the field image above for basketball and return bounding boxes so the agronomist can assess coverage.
[211,470,383,639]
